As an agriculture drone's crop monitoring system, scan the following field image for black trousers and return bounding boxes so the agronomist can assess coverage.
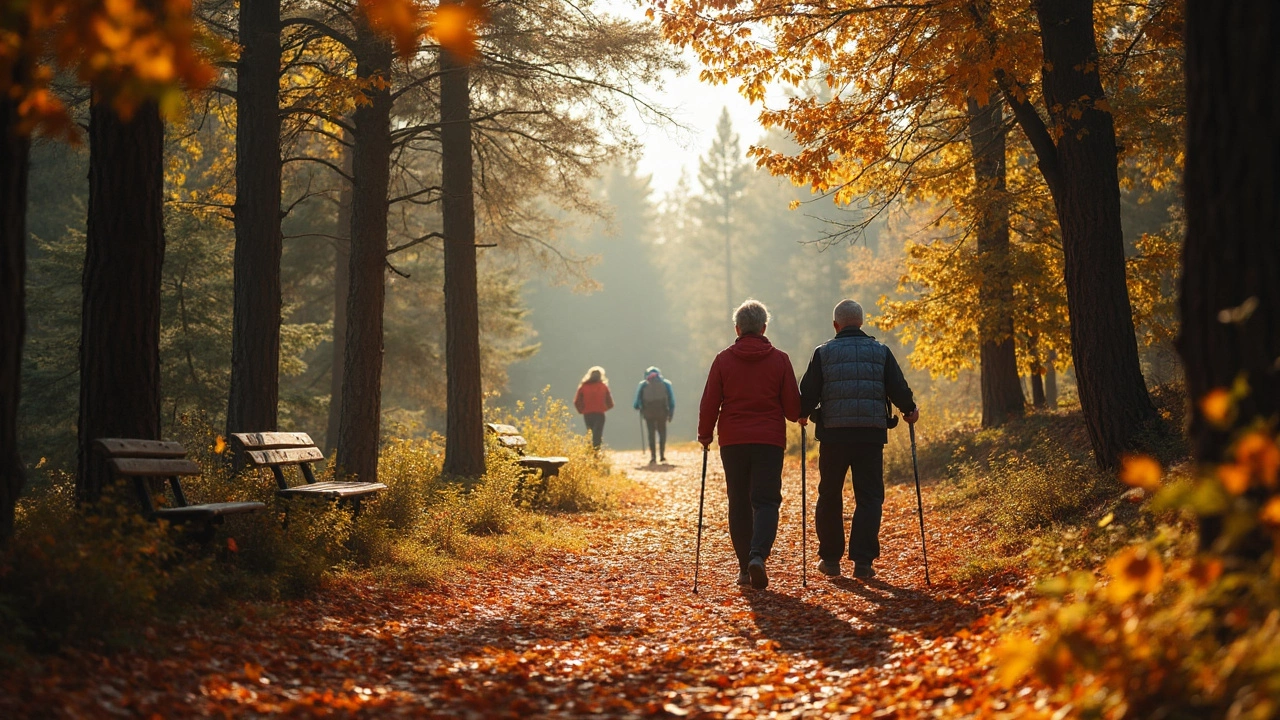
[720,443,784,569]
[815,442,884,564]
[644,415,667,459]
[583,412,605,448]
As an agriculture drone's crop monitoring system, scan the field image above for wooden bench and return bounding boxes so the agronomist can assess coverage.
[96,438,265,533]
[231,432,386,511]
[485,423,569,483]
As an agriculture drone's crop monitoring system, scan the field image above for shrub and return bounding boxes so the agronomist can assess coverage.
[499,389,619,512]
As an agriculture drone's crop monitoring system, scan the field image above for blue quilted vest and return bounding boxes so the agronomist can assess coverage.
[818,334,889,429]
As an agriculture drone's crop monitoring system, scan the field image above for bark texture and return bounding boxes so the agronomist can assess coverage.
[326,154,353,454]
[227,0,283,438]
[77,100,166,502]
[967,94,1025,428]
[1182,1,1280,537]
[337,20,392,482]
[440,26,485,478]
[1030,0,1157,467]
[0,80,29,540]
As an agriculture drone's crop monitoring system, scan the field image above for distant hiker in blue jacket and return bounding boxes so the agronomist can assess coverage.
[634,366,675,465]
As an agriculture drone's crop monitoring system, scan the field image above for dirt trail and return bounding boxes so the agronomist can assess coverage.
[3,448,1031,718]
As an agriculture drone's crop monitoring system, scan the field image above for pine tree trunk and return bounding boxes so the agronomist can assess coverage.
[227,0,283,439]
[440,22,485,478]
[1045,349,1059,406]
[968,94,1025,428]
[77,100,166,502]
[0,81,29,541]
[1031,368,1046,407]
[337,19,392,482]
[1034,0,1157,467]
[1182,1,1280,505]
[325,155,352,454]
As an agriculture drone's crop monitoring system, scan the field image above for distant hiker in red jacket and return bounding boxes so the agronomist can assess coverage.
[574,366,614,448]
[698,299,805,589]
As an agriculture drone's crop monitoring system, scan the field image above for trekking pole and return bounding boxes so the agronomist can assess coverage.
[909,423,932,586]
[638,411,645,454]
[801,424,808,588]
[694,445,708,593]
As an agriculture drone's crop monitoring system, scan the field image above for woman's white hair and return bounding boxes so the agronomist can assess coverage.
[834,299,864,328]
[733,299,770,334]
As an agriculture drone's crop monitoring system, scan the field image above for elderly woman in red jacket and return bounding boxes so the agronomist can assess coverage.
[574,366,614,449]
[698,299,805,589]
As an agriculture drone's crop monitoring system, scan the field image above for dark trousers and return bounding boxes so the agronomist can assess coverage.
[815,442,884,564]
[583,413,605,448]
[720,443,784,569]
[644,415,667,460]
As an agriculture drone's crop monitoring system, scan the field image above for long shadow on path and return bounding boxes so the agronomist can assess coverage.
[832,576,985,637]
[742,587,893,668]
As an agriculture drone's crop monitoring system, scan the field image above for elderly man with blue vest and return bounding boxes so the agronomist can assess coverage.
[799,299,919,580]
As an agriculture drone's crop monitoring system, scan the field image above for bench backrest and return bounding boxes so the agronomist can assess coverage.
[231,432,323,487]
[485,423,528,453]
[95,438,201,514]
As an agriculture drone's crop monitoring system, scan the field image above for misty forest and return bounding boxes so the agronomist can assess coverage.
[1,0,1278,717]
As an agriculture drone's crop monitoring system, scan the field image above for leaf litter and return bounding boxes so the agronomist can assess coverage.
[1,448,1053,718]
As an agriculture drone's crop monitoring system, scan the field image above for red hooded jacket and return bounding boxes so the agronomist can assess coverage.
[698,334,802,448]
[574,381,614,415]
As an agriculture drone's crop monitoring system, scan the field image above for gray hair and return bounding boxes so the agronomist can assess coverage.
[834,299,864,328]
[733,299,770,334]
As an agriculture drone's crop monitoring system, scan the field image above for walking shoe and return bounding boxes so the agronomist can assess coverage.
[747,557,768,589]
[737,569,751,586]
[853,562,876,579]
[648,457,657,466]
[817,559,841,577]
[660,456,666,463]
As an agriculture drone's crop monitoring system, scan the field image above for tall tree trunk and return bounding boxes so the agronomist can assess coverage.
[440,15,485,478]
[325,154,353,454]
[1045,349,1059,406]
[77,100,166,502]
[1030,367,1046,407]
[337,18,392,481]
[967,94,1025,428]
[0,73,30,541]
[1182,0,1280,545]
[1021,0,1157,467]
[227,0,283,439]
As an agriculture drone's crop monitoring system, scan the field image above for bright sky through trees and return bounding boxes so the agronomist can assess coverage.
[600,0,771,193]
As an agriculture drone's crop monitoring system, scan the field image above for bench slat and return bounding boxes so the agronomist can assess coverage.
[497,435,527,449]
[279,481,388,499]
[110,457,201,477]
[520,456,569,466]
[486,423,520,436]
[95,438,187,459]
[154,501,265,521]
[246,447,325,466]
[232,432,315,450]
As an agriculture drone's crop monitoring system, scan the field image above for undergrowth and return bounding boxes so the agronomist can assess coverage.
[0,393,616,656]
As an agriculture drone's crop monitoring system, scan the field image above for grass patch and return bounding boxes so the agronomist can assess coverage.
[0,399,619,656]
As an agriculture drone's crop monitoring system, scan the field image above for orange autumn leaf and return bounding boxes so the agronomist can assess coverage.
[429,2,485,63]
[1260,497,1280,529]
[1217,463,1250,495]
[1120,454,1163,491]
[214,435,227,454]
[360,0,424,58]
[1235,431,1280,489]
[1106,545,1164,602]
[1199,388,1234,428]
[226,537,238,553]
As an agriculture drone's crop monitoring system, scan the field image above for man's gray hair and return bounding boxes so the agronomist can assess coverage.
[834,299,864,328]
[733,299,770,334]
